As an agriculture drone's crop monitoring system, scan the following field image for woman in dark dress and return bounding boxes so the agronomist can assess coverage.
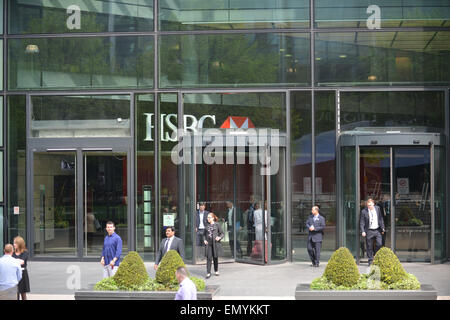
[13,236,30,300]
[203,212,224,279]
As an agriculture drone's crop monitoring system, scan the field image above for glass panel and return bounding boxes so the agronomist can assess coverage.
[315,32,450,86]
[0,152,3,203]
[9,0,153,34]
[270,147,286,261]
[342,146,357,257]
[0,208,3,251]
[434,146,446,261]
[136,94,155,261]
[315,91,336,261]
[33,152,77,256]
[7,95,27,243]
[84,152,128,257]
[159,0,309,30]
[159,94,180,248]
[0,40,3,90]
[315,0,450,28]
[160,33,310,88]
[359,147,391,259]
[8,36,154,90]
[394,147,431,262]
[290,91,312,261]
[341,91,445,133]
[0,97,3,146]
[31,95,131,138]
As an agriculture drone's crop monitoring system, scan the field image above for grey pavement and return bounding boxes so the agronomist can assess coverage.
[25,260,450,300]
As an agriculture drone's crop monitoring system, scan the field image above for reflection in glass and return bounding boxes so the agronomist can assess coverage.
[315,0,450,28]
[315,32,450,86]
[9,36,154,90]
[342,147,357,257]
[341,91,445,132]
[33,152,77,256]
[434,146,446,261]
[159,0,309,30]
[160,33,310,88]
[31,95,131,138]
[290,92,312,261]
[315,92,336,260]
[9,0,153,34]
[394,147,431,262]
[84,152,128,257]
[136,94,155,261]
[7,95,27,244]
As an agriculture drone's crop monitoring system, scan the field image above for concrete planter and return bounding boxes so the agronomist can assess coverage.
[295,283,437,300]
[75,284,219,300]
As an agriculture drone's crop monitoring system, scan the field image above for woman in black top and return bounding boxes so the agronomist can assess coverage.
[203,212,224,279]
[13,236,30,300]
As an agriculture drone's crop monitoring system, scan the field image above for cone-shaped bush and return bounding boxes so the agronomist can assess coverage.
[373,247,407,284]
[155,250,186,285]
[324,247,360,287]
[113,251,149,289]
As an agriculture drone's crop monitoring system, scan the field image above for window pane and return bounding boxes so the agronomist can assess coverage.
[31,95,131,138]
[160,33,310,88]
[8,36,154,90]
[315,91,336,261]
[290,91,312,261]
[9,0,153,34]
[0,98,3,146]
[7,95,27,243]
[0,152,3,202]
[316,32,450,86]
[340,91,445,132]
[159,0,309,30]
[315,0,450,28]
[0,40,3,90]
[136,94,155,261]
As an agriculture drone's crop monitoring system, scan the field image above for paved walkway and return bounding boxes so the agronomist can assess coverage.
[23,260,450,300]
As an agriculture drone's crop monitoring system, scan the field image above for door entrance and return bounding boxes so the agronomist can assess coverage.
[339,130,446,263]
[31,148,130,258]
[189,131,287,265]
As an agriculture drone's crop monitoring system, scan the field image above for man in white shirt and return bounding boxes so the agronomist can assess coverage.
[174,266,197,300]
[195,202,209,260]
[360,198,385,265]
[0,244,22,299]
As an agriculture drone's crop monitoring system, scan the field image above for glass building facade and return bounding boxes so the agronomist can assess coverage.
[2,1,449,264]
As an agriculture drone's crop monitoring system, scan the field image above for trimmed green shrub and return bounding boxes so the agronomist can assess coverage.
[155,250,186,285]
[113,251,149,290]
[323,247,360,287]
[372,247,407,284]
[94,277,119,291]
[387,273,421,290]
[191,277,206,292]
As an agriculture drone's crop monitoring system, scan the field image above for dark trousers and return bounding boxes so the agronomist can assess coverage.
[366,229,383,263]
[307,239,322,265]
[228,228,242,256]
[247,229,255,256]
[206,245,218,274]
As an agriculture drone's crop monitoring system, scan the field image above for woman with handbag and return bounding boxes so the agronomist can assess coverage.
[203,212,224,279]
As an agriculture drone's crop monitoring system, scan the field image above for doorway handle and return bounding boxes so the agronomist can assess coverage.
[81,148,113,151]
[46,148,76,152]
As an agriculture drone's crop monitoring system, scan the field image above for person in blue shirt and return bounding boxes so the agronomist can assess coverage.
[101,221,122,278]
[174,266,197,300]
[0,244,22,290]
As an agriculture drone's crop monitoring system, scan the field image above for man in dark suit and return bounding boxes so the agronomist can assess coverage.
[154,226,185,270]
[360,198,385,265]
[225,201,242,257]
[195,202,209,259]
[306,206,325,267]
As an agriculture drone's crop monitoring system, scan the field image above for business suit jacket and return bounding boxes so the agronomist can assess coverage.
[204,222,224,259]
[155,236,185,265]
[360,206,385,234]
[306,214,326,243]
[196,210,209,230]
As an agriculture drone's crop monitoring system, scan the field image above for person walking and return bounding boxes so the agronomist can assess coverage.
[12,236,30,300]
[306,206,326,267]
[174,266,197,300]
[0,244,22,299]
[204,213,224,279]
[195,202,209,260]
[101,221,122,278]
[360,198,385,265]
[155,226,185,270]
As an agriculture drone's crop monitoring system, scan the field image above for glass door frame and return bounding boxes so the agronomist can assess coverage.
[27,141,134,259]
[338,131,446,264]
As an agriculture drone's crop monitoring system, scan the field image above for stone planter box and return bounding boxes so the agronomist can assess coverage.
[295,283,437,300]
[75,285,219,300]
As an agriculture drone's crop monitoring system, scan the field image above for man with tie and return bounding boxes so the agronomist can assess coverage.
[154,226,185,270]
[195,202,209,259]
[360,198,385,265]
[306,206,326,267]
